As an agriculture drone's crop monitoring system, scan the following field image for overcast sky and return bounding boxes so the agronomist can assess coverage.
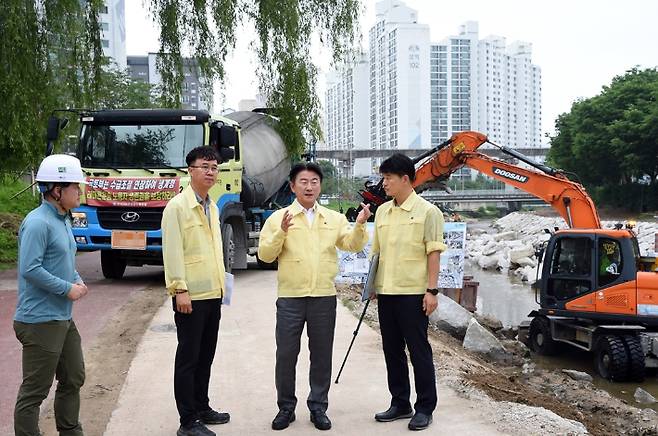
[126,0,658,140]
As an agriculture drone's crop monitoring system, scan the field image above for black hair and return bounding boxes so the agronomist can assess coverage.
[379,153,416,182]
[186,146,220,166]
[289,162,323,182]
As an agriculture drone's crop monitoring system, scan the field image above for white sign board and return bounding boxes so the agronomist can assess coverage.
[336,221,467,289]
[438,222,467,289]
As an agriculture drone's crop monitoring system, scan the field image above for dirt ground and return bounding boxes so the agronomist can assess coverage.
[40,286,167,436]
[336,284,658,436]
[34,278,658,435]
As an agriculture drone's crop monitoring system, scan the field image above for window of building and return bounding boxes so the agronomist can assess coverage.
[100,5,108,14]
[101,39,109,48]
[101,22,109,31]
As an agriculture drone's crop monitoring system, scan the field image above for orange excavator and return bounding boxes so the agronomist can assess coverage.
[350,131,658,381]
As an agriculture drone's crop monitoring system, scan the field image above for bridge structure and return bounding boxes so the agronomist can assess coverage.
[315,146,549,161]
[420,189,545,212]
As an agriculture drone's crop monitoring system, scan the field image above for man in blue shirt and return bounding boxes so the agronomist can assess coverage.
[14,154,89,436]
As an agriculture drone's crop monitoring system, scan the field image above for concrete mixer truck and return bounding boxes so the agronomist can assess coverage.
[45,108,292,279]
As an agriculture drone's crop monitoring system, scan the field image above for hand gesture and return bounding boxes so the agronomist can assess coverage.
[281,210,294,232]
[68,283,88,301]
[356,203,372,224]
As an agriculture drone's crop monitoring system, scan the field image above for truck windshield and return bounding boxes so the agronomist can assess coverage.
[79,123,204,168]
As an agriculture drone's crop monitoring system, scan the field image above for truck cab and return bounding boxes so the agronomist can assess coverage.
[69,109,242,278]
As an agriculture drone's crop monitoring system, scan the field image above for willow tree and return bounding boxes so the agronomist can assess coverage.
[149,0,361,157]
[0,0,104,171]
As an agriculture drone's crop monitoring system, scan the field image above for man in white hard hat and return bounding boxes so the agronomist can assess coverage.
[14,154,89,436]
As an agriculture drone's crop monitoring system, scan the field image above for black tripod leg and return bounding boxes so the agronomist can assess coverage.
[335,299,371,384]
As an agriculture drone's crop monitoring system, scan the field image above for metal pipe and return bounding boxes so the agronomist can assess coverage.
[489,141,557,176]
[563,197,574,227]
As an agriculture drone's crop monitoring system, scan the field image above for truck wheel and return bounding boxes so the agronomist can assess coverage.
[622,335,646,382]
[594,335,630,381]
[529,317,558,355]
[222,223,235,273]
[101,250,126,279]
[256,255,278,270]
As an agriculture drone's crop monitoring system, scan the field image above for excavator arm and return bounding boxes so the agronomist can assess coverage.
[352,131,601,229]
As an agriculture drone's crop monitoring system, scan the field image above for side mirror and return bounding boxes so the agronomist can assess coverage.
[209,123,238,148]
[219,147,234,162]
[536,246,545,263]
[219,125,237,148]
[210,122,238,162]
[45,117,70,156]
[45,116,61,156]
[209,123,220,147]
[46,116,61,142]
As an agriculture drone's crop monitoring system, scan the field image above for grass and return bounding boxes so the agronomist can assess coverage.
[0,178,40,268]
[321,199,359,214]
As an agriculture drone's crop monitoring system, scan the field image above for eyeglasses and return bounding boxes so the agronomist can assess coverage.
[190,165,220,173]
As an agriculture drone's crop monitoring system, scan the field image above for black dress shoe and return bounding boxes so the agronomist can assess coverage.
[310,410,332,430]
[199,409,230,425]
[272,409,296,430]
[408,412,433,431]
[374,406,414,422]
[177,420,216,436]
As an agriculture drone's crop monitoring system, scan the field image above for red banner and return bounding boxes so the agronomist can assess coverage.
[85,177,180,207]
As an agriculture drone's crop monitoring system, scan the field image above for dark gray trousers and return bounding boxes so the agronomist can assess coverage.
[275,296,337,413]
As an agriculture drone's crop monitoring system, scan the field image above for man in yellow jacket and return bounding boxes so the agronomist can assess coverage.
[162,146,228,436]
[371,154,446,431]
[258,162,372,431]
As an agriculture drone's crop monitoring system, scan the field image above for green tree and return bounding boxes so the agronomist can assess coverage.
[316,159,337,178]
[548,68,658,210]
[0,0,104,171]
[96,68,159,110]
[1,1,361,171]
[151,0,361,157]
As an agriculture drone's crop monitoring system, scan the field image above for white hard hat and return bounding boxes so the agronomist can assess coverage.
[36,154,88,184]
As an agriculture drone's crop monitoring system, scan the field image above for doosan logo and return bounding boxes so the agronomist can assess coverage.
[493,167,528,183]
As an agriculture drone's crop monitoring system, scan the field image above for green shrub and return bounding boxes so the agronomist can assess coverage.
[0,178,40,268]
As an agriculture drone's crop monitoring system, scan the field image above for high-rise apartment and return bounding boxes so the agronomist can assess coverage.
[369,0,431,152]
[323,2,542,177]
[325,52,370,176]
[430,22,542,149]
[100,0,127,69]
[127,54,211,111]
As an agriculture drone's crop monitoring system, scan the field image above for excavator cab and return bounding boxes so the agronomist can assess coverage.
[538,230,640,318]
[541,233,595,308]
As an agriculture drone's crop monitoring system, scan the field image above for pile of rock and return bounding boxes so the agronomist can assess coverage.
[466,212,658,283]
[430,294,511,357]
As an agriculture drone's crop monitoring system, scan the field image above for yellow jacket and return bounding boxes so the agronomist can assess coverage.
[258,200,368,297]
[372,191,446,295]
[161,185,225,299]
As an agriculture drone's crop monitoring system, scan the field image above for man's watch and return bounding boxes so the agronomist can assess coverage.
[426,288,439,296]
